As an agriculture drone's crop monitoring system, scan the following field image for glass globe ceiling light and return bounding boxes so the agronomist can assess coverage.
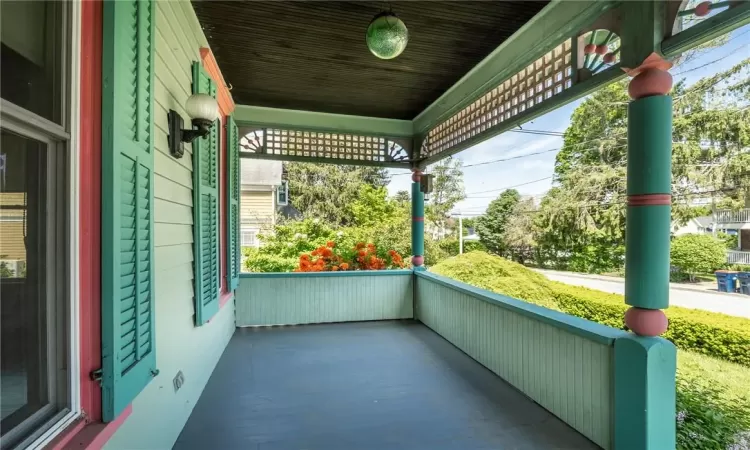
[366,11,409,60]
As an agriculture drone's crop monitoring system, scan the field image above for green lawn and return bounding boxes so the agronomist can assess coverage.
[678,350,750,404]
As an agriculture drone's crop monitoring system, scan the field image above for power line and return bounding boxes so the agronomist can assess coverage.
[464,176,553,195]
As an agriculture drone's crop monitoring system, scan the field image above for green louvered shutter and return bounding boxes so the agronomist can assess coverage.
[226,115,240,291]
[101,0,157,422]
[192,63,220,325]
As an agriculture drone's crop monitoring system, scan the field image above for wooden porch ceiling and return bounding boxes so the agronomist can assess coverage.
[191,1,549,120]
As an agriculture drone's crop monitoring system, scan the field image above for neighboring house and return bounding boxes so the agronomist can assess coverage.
[240,158,284,248]
[0,192,27,277]
[672,211,750,264]
[714,208,750,264]
[671,216,712,236]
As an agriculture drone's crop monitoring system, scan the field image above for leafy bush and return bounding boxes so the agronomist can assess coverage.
[431,252,750,366]
[676,376,750,450]
[671,234,727,281]
[437,238,488,257]
[430,252,559,310]
[242,249,296,273]
[717,231,739,250]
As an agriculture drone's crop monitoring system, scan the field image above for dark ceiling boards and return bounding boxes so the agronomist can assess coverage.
[192,1,549,120]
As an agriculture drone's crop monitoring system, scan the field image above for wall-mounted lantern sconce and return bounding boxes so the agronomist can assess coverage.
[420,173,434,201]
[168,93,220,158]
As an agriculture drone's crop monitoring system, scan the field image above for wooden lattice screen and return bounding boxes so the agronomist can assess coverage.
[421,39,573,158]
[239,127,411,165]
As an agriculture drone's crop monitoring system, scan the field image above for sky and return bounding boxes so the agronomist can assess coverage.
[386,25,750,217]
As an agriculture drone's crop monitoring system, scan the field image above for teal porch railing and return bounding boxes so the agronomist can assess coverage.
[414,271,623,449]
[236,270,413,326]
[235,269,675,449]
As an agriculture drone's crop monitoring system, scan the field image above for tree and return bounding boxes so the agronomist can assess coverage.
[425,157,466,236]
[285,163,390,226]
[670,234,726,281]
[476,189,520,255]
[349,185,402,228]
[535,58,750,272]
[393,190,410,203]
[504,197,537,264]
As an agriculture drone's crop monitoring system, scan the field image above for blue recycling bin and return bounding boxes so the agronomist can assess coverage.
[715,271,738,293]
[738,272,750,295]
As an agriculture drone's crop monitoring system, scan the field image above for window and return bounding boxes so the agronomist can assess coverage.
[241,230,258,248]
[1,1,72,448]
[277,180,289,206]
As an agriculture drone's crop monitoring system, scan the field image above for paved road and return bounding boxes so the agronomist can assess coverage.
[538,270,750,319]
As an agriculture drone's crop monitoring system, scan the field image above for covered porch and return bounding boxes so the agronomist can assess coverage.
[107,0,746,448]
[5,0,747,448]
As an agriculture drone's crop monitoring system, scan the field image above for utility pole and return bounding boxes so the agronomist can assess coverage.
[459,216,463,254]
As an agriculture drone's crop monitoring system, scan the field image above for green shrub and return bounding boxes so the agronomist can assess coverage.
[675,376,750,450]
[726,263,750,272]
[431,252,559,310]
[431,252,750,366]
[717,232,739,250]
[242,248,296,273]
[671,234,727,280]
[437,238,487,257]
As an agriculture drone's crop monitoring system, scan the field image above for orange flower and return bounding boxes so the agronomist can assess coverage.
[356,242,365,250]
[322,248,333,257]
[367,243,375,250]
[327,241,335,248]
[340,263,349,270]
[331,265,339,271]
[358,249,366,257]
[301,254,311,261]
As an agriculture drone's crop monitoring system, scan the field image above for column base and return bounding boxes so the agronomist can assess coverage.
[624,307,668,336]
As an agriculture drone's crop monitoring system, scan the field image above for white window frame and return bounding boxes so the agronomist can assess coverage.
[276,180,289,206]
[0,1,81,448]
[241,229,259,248]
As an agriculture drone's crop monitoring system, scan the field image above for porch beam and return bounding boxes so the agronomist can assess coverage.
[661,1,750,58]
[412,0,620,135]
[234,105,414,138]
[239,151,411,169]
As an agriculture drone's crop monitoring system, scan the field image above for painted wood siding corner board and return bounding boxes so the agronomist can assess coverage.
[236,272,414,326]
[415,273,616,449]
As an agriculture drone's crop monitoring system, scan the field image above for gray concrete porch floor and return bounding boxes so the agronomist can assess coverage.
[174,320,599,450]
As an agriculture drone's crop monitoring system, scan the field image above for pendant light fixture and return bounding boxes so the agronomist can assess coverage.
[366,9,409,60]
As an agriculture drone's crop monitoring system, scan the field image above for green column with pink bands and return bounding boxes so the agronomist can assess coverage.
[411,171,425,267]
[624,68,673,336]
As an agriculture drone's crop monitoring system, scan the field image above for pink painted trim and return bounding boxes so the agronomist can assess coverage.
[46,419,86,450]
[79,0,103,422]
[219,291,233,308]
[47,406,132,450]
[628,194,671,206]
[412,217,424,222]
[200,48,235,297]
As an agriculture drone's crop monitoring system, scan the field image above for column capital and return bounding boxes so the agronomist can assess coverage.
[627,55,673,100]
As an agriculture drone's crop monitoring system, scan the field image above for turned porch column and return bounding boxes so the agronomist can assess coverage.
[623,61,673,337]
[411,169,425,267]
